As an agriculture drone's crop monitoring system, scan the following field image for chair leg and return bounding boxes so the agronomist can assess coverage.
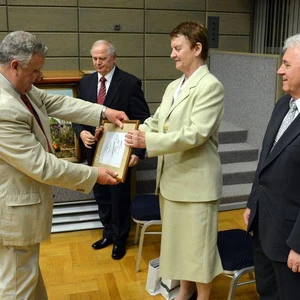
[134,223,140,244]
[249,271,255,280]
[135,224,148,272]
[135,220,162,272]
[227,267,255,300]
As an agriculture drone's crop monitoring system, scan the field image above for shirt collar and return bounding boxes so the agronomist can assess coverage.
[97,65,116,84]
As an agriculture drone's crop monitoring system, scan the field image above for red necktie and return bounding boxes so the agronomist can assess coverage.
[97,76,107,104]
[21,95,52,153]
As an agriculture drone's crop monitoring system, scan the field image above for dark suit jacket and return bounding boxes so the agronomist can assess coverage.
[73,66,150,165]
[247,94,300,262]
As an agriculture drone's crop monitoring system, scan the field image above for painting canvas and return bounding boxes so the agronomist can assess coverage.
[41,86,80,162]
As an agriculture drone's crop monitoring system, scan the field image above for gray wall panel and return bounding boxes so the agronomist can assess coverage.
[0,32,7,41]
[79,8,144,32]
[144,80,171,102]
[219,36,250,52]
[43,58,79,70]
[209,51,282,149]
[80,33,144,57]
[78,0,143,8]
[35,33,78,57]
[146,10,205,33]
[8,0,77,6]
[8,7,78,31]
[207,0,252,12]
[145,58,180,80]
[145,34,171,56]
[145,0,205,10]
[147,102,160,115]
[0,7,7,31]
[207,12,251,35]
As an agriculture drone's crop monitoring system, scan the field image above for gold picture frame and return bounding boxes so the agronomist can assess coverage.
[38,84,81,162]
[92,120,140,183]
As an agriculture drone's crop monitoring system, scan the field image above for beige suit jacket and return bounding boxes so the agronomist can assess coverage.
[140,65,224,202]
[0,75,102,246]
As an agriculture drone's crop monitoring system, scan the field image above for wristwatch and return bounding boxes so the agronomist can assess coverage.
[101,106,107,120]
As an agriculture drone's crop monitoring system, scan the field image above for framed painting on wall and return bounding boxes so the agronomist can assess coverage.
[39,84,81,162]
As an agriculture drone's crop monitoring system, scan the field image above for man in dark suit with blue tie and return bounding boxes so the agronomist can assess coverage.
[73,40,150,260]
[244,34,300,299]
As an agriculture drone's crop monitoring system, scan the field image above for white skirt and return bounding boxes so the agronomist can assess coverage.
[158,194,223,283]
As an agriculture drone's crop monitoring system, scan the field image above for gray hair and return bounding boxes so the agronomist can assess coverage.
[0,31,48,67]
[90,40,116,56]
[283,33,300,53]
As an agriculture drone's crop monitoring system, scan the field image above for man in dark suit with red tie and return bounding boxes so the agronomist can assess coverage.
[73,40,150,260]
[244,33,300,299]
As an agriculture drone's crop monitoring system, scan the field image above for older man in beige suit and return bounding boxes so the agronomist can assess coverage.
[0,31,128,299]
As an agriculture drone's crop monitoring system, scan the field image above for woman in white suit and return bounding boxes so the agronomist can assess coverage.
[126,21,224,300]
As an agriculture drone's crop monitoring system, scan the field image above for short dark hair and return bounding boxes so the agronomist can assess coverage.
[170,21,209,61]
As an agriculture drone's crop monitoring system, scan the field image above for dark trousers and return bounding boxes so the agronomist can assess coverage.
[253,225,300,300]
[93,170,132,246]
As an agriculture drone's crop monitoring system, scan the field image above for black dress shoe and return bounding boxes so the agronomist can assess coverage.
[111,245,126,260]
[92,237,112,250]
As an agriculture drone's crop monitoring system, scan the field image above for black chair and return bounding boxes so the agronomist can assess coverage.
[131,194,162,272]
[217,229,255,300]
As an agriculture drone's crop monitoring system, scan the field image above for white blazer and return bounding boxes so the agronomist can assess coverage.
[140,65,224,202]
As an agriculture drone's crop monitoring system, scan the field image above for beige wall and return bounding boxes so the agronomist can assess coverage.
[0,0,253,113]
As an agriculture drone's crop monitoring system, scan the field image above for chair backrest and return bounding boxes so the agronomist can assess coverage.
[217,229,254,271]
[131,194,161,221]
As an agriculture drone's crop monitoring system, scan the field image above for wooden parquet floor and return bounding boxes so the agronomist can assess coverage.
[40,209,259,300]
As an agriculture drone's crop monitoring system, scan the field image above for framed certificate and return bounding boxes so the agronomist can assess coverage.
[92,120,140,183]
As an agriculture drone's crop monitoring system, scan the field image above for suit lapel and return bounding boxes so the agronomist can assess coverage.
[259,102,289,163]
[157,80,178,126]
[164,65,209,121]
[91,72,99,102]
[104,66,121,107]
[261,96,300,169]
